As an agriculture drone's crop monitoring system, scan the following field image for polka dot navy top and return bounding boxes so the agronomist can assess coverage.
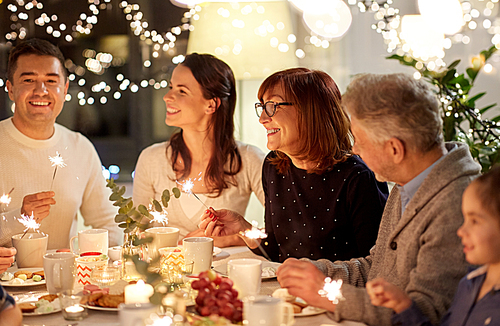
[252,152,389,263]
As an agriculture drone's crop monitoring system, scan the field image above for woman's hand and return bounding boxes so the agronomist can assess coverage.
[277,258,336,311]
[199,208,251,237]
[366,278,412,313]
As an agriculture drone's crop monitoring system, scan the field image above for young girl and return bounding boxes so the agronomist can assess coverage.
[366,166,500,326]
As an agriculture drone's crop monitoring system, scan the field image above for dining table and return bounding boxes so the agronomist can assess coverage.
[7,246,366,326]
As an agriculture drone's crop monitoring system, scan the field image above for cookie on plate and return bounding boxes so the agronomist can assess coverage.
[39,294,58,302]
[18,302,37,313]
[14,270,33,279]
[33,270,45,279]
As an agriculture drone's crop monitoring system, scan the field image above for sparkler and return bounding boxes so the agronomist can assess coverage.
[318,277,344,304]
[241,221,272,261]
[0,187,14,212]
[48,151,66,191]
[177,176,209,210]
[18,213,41,239]
[148,204,169,225]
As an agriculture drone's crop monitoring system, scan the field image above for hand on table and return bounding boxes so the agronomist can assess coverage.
[366,278,412,313]
[199,208,251,237]
[21,191,56,222]
[277,258,336,312]
[0,247,16,273]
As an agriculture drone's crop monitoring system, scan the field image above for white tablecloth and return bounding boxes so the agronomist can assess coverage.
[7,246,365,326]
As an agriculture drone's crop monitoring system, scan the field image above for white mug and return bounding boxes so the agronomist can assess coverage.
[145,227,179,261]
[243,296,294,326]
[70,229,108,255]
[12,233,48,268]
[43,252,76,294]
[228,258,262,298]
[118,303,157,326]
[182,237,213,275]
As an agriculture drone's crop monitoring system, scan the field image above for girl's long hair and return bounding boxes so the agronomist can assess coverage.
[168,53,241,196]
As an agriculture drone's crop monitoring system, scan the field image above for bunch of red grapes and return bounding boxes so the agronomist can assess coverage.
[191,270,243,323]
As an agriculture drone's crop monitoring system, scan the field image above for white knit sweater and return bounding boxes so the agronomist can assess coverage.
[133,141,265,238]
[0,118,121,249]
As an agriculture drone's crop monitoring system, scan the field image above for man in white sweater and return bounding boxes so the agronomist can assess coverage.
[0,39,121,250]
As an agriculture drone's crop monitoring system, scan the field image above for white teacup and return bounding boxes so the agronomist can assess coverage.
[243,295,294,326]
[43,252,77,294]
[227,258,262,298]
[70,229,108,255]
[182,237,213,275]
[145,227,179,261]
[12,233,48,268]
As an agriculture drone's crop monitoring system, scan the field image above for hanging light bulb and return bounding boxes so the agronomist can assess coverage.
[302,0,352,39]
[418,0,463,35]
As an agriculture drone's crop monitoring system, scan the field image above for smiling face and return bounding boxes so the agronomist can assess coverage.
[7,54,68,138]
[258,85,300,156]
[457,183,500,266]
[163,64,214,130]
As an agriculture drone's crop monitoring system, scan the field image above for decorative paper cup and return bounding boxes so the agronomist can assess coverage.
[75,255,109,287]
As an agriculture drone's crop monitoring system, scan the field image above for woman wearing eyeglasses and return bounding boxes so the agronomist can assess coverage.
[201,68,388,262]
[133,53,265,247]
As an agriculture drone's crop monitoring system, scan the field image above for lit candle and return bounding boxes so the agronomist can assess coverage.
[62,304,86,321]
[65,305,84,313]
[124,280,154,304]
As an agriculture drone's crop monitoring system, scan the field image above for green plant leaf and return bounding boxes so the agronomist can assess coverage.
[441,68,456,85]
[138,204,150,217]
[467,92,486,106]
[106,178,116,188]
[118,186,126,196]
[162,189,170,207]
[447,59,461,70]
[118,222,128,228]
[152,199,162,212]
[133,236,153,246]
[479,104,497,114]
[466,67,479,82]
[127,209,141,220]
[115,214,128,223]
[109,192,121,201]
[172,187,181,198]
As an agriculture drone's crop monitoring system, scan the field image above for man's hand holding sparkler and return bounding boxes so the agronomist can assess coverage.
[277,258,339,312]
[21,191,56,222]
[0,247,16,273]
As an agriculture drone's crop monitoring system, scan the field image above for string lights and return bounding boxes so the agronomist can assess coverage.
[1,0,193,105]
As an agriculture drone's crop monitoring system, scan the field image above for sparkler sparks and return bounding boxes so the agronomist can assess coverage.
[0,188,14,206]
[148,205,169,225]
[318,277,344,304]
[18,213,42,239]
[177,175,209,210]
[240,221,271,261]
[48,151,66,190]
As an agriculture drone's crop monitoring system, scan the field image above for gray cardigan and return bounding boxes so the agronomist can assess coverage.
[313,142,481,325]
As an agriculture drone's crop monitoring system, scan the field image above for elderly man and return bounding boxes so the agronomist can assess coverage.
[0,38,120,250]
[276,73,481,325]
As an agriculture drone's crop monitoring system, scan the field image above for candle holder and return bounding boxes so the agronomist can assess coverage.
[58,290,87,321]
[90,265,121,287]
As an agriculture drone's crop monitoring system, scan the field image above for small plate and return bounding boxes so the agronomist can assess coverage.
[21,301,61,316]
[213,247,222,256]
[84,305,119,312]
[213,261,281,280]
[0,267,46,287]
[294,305,326,317]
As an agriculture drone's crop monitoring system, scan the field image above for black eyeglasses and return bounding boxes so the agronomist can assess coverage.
[254,101,293,118]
